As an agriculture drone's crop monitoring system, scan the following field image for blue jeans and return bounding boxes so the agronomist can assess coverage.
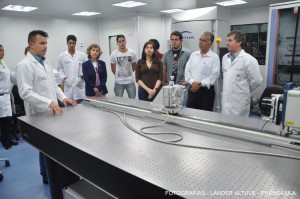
[138,89,149,101]
[182,84,190,107]
[138,89,158,102]
[114,82,136,99]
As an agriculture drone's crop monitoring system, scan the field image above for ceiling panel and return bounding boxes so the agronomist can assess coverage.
[0,0,294,18]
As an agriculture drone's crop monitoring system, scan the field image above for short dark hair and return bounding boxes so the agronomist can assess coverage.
[86,44,102,60]
[149,39,160,50]
[0,44,3,48]
[203,31,215,43]
[28,30,48,44]
[116,34,125,42]
[67,35,77,43]
[170,31,183,41]
[227,30,245,48]
[141,41,157,61]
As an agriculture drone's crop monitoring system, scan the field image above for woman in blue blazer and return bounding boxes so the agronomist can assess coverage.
[82,44,108,97]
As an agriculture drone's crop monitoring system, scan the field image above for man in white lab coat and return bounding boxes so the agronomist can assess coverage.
[16,30,78,199]
[221,30,262,117]
[16,31,76,115]
[57,35,87,103]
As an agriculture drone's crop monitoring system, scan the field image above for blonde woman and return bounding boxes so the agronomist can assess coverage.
[82,44,108,99]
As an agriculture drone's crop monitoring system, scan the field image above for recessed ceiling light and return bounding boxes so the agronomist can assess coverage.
[112,1,147,8]
[160,9,184,14]
[2,5,38,12]
[72,12,100,16]
[216,0,247,6]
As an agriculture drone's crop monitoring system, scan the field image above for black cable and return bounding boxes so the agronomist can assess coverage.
[291,129,300,135]
[261,118,271,132]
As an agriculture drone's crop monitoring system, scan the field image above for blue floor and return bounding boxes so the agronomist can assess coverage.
[0,139,51,199]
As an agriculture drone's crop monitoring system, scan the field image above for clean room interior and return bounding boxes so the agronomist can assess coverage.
[1,0,300,198]
[0,0,291,99]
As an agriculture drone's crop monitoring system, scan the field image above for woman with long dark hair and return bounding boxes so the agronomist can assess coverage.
[135,41,163,101]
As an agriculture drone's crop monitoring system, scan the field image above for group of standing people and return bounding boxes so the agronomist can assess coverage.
[0,29,263,151]
[109,34,163,102]
[57,35,108,103]
[56,33,162,103]
[0,28,262,199]
[161,30,262,118]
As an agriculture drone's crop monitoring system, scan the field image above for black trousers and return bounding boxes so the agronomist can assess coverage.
[187,86,215,111]
[0,116,12,146]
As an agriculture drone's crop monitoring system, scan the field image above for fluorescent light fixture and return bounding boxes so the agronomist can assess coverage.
[2,5,38,12]
[72,12,100,16]
[160,9,184,14]
[112,1,147,8]
[216,0,247,6]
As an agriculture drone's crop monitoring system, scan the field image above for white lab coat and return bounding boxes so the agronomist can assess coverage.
[221,50,262,117]
[0,60,16,117]
[16,53,66,116]
[57,51,87,100]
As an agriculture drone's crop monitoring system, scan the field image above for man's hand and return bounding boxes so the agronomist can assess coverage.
[49,101,63,115]
[190,81,201,93]
[62,98,77,107]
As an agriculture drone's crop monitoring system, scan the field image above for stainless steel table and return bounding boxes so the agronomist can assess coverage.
[18,98,300,199]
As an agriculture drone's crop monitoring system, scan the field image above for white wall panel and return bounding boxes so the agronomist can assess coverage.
[137,15,165,57]
[230,7,269,25]
[0,16,99,71]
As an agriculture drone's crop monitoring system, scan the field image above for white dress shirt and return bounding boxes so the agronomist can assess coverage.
[185,49,220,89]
